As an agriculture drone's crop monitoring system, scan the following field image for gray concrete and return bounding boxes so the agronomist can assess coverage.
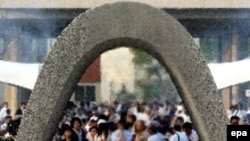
[16,2,227,141]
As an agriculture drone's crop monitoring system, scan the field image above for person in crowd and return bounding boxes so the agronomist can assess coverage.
[134,104,149,126]
[111,119,133,141]
[0,116,12,136]
[230,115,240,125]
[61,125,78,141]
[147,121,165,141]
[59,114,71,129]
[228,103,248,124]
[15,102,26,116]
[75,107,88,121]
[96,122,109,141]
[0,102,9,123]
[159,101,176,117]
[149,107,161,123]
[126,114,137,132]
[160,115,173,138]
[85,117,98,132]
[169,124,189,141]
[108,108,120,124]
[182,122,199,141]
[71,117,88,141]
[174,117,184,127]
[132,120,149,141]
[86,126,98,141]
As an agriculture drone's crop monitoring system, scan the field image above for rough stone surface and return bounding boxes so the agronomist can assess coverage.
[16,2,227,141]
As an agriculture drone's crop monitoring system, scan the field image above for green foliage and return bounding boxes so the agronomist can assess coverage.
[130,48,180,104]
[130,48,152,66]
[115,85,137,104]
[199,37,220,62]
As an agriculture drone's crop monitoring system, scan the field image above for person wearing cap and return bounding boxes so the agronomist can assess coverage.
[85,116,98,132]
[96,122,109,141]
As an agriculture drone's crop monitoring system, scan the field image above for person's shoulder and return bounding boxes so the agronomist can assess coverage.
[169,133,177,141]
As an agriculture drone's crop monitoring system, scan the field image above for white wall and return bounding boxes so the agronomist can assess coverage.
[101,47,135,102]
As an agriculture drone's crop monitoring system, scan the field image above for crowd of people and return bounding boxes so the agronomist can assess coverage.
[0,102,25,137]
[51,100,199,141]
[0,100,249,141]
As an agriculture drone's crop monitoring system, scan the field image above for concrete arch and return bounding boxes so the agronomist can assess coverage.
[16,2,227,141]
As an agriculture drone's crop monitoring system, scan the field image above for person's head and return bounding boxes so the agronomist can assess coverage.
[3,102,8,108]
[182,122,193,135]
[147,121,160,135]
[126,114,136,125]
[89,126,98,137]
[20,102,26,109]
[4,116,12,124]
[76,107,83,115]
[172,124,182,133]
[134,120,146,133]
[64,127,73,139]
[98,123,108,134]
[89,117,98,127]
[175,116,184,126]
[230,116,240,125]
[92,107,98,115]
[117,119,126,130]
[71,117,82,131]
[60,113,68,123]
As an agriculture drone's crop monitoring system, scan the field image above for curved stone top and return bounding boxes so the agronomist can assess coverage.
[16,2,227,141]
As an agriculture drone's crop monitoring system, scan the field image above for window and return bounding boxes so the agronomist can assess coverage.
[75,85,96,102]
[30,38,57,63]
[193,37,221,63]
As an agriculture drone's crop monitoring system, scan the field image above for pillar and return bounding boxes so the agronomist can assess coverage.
[3,39,19,118]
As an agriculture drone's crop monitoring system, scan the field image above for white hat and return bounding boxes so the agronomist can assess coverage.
[97,119,107,124]
[90,116,98,121]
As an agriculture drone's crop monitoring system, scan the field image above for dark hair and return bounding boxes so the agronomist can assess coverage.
[89,126,98,132]
[230,116,240,122]
[182,122,192,130]
[127,114,137,122]
[173,124,182,131]
[108,122,117,132]
[117,119,126,127]
[176,117,184,123]
[148,121,160,134]
[71,117,82,128]
[98,123,109,139]
[134,120,146,133]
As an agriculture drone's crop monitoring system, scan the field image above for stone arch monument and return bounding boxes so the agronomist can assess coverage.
[16,2,227,141]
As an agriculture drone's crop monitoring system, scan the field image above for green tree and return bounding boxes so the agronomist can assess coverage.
[130,48,180,104]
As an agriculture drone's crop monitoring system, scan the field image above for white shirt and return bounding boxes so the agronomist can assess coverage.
[187,130,199,141]
[147,132,165,141]
[169,132,189,141]
[0,107,7,122]
[111,129,132,141]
